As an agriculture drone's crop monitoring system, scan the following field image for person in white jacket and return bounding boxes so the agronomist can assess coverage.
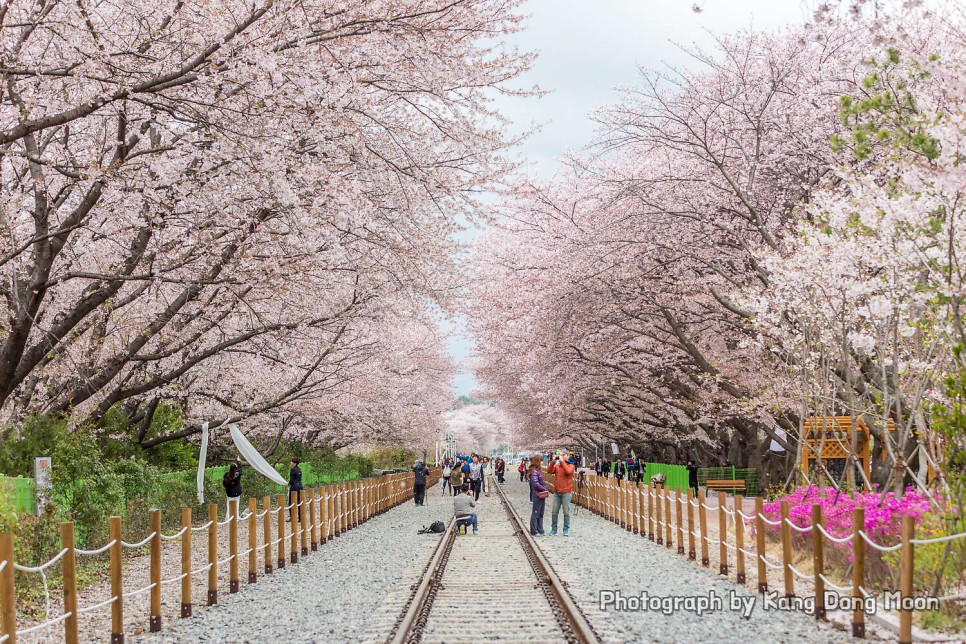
[483,457,495,497]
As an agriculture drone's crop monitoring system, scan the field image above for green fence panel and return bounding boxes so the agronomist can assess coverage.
[644,462,690,493]
[0,475,35,513]
[696,467,758,496]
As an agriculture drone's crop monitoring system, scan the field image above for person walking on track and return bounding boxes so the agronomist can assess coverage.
[519,458,527,482]
[528,455,548,536]
[468,454,483,500]
[413,460,430,506]
[451,465,463,496]
[441,458,453,495]
[547,451,575,536]
[484,457,495,496]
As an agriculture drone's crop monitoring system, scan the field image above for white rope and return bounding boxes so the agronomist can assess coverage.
[784,518,813,533]
[160,572,189,586]
[14,548,69,572]
[217,553,236,566]
[257,510,270,518]
[788,564,811,580]
[858,585,877,600]
[722,540,738,551]
[123,582,156,599]
[857,530,902,552]
[190,563,213,576]
[121,532,157,549]
[818,574,851,593]
[216,517,234,527]
[701,502,719,511]
[739,547,757,558]
[910,530,966,545]
[0,561,5,572]
[758,513,782,527]
[816,524,854,544]
[759,555,783,569]
[737,509,756,521]
[935,591,966,602]
[77,596,117,615]
[1,632,9,643]
[15,611,72,635]
[76,540,116,556]
[192,521,214,532]
[721,506,735,516]
[160,527,188,541]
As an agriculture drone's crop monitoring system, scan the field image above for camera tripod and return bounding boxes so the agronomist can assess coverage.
[574,470,585,516]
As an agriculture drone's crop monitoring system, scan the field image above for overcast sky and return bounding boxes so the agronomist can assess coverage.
[447,0,811,397]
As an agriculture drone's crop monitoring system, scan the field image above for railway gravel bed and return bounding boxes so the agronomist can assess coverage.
[132,493,444,644]
[501,479,855,644]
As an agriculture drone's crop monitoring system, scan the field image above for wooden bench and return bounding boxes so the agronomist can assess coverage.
[706,479,745,491]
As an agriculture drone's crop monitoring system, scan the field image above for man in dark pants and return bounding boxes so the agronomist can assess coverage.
[614,459,626,486]
[413,460,430,505]
[687,459,699,496]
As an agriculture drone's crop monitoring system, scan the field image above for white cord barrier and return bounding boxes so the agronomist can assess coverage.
[910,530,966,545]
[818,574,851,593]
[720,506,735,516]
[858,585,878,600]
[13,548,69,572]
[160,572,189,586]
[15,611,72,635]
[816,523,854,544]
[935,591,966,602]
[257,509,270,518]
[759,555,783,569]
[722,540,738,551]
[739,547,757,558]
[121,532,157,549]
[857,530,902,552]
[758,513,782,527]
[1,632,9,642]
[123,582,157,599]
[216,517,234,527]
[77,595,118,615]
[788,564,811,580]
[76,539,117,556]
[160,527,188,541]
[737,509,756,521]
[191,521,214,532]
[190,563,213,577]
[0,560,6,572]
[701,502,719,511]
[784,518,813,533]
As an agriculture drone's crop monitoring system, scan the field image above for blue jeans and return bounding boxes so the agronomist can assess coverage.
[456,513,478,533]
[551,492,572,532]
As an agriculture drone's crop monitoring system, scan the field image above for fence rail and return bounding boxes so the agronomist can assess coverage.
[550,471,964,644]
[0,470,435,643]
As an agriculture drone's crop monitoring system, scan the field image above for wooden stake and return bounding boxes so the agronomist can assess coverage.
[262,496,272,575]
[61,523,79,644]
[851,506,865,638]
[780,500,794,597]
[664,485,672,547]
[300,492,309,556]
[698,489,709,567]
[656,484,664,545]
[687,488,696,560]
[0,532,14,644]
[309,488,318,551]
[276,494,286,569]
[207,504,218,605]
[289,491,299,564]
[899,514,914,644]
[180,509,192,617]
[676,489,684,555]
[648,482,655,541]
[812,504,825,620]
[248,499,257,584]
[718,491,728,575]
[320,486,329,544]
[149,510,162,631]
[110,516,124,643]
[229,501,239,592]
[755,497,767,593]
[735,494,746,584]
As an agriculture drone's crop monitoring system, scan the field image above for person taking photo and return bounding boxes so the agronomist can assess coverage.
[547,451,575,536]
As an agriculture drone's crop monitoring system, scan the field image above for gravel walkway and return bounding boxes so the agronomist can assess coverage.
[501,479,857,644]
[131,490,448,643]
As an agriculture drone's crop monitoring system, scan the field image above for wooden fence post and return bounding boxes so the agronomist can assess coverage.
[321,486,329,544]
[248,499,257,584]
[664,486,672,548]
[899,514,914,644]
[812,504,825,620]
[648,482,655,541]
[687,489,696,560]
[334,484,343,537]
[110,515,124,643]
[262,496,273,574]
[300,492,309,556]
[0,532,14,644]
[735,494,745,584]
[149,509,162,631]
[851,506,865,638]
[780,501,794,597]
[61,522,79,644]
[276,494,286,569]
[229,501,239,593]
[207,504,218,605]
[698,489,709,566]
[289,490,299,564]
[309,488,318,551]
[676,489,684,555]
[656,484,664,545]
[718,492,728,575]
[180,508,192,617]
[755,497,767,593]
[637,483,645,536]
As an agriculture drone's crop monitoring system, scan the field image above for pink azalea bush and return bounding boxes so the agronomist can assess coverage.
[762,485,938,546]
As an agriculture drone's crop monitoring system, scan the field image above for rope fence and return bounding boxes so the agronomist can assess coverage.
[558,470,966,644]
[0,470,431,644]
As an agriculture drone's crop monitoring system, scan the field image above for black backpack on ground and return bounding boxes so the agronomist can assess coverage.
[418,521,446,534]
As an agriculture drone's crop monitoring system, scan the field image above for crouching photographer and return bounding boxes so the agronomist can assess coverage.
[547,450,577,536]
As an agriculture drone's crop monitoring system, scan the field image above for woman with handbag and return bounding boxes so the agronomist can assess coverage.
[528,455,548,536]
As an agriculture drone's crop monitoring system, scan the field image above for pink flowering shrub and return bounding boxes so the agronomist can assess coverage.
[759,485,942,585]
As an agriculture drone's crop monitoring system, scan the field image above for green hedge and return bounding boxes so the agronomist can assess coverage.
[0,476,35,513]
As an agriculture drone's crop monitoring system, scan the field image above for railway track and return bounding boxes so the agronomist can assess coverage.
[387,481,601,644]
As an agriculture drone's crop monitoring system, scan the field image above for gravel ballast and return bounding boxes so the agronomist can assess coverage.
[501,478,858,644]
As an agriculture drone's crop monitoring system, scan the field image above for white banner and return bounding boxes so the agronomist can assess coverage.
[197,422,209,505]
[230,425,288,487]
